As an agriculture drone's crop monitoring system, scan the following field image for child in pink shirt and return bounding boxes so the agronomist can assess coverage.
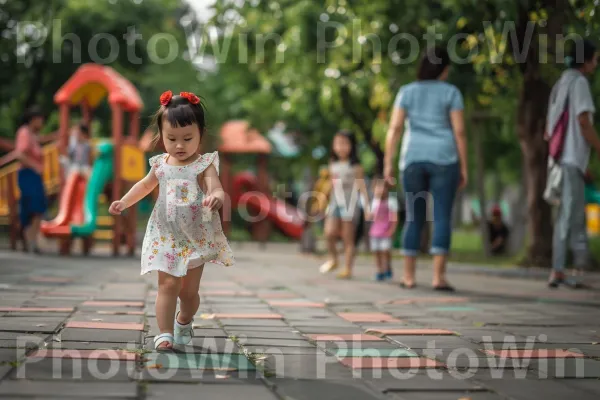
[369,179,398,281]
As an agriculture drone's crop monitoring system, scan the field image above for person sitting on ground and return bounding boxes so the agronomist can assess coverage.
[487,205,509,255]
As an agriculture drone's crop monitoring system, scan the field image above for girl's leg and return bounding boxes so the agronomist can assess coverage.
[401,163,428,287]
[339,220,356,277]
[375,251,384,273]
[324,216,341,263]
[383,250,391,273]
[178,265,204,324]
[156,271,182,349]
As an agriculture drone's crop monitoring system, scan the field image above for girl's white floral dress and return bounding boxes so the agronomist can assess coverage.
[141,152,234,277]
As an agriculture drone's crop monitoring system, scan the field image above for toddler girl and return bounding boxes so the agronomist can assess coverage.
[319,130,369,279]
[369,178,398,281]
[109,90,234,351]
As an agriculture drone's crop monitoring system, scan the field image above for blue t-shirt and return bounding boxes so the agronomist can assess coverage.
[393,81,464,170]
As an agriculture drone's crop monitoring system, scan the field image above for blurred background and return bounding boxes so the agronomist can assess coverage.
[1,0,600,269]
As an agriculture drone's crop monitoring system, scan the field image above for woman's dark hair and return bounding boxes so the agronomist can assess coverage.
[22,105,45,125]
[568,39,597,68]
[417,46,451,80]
[152,94,206,148]
[330,129,360,165]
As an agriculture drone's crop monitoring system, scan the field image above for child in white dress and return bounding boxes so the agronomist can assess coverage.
[109,90,234,351]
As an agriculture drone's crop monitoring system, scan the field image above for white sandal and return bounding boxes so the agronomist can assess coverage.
[174,312,194,345]
[154,333,174,351]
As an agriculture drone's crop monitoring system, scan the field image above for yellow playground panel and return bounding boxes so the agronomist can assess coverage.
[121,144,145,182]
[586,204,600,236]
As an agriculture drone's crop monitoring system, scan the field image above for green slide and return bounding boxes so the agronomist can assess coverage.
[71,142,114,238]
[585,184,600,205]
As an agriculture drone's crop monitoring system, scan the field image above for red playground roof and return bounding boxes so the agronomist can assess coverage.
[218,121,271,154]
[54,64,143,112]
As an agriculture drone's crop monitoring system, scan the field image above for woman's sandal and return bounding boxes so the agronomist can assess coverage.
[154,333,175,352]
[174,312,194,345]
[433,284,455,292]
[400,282,416,289]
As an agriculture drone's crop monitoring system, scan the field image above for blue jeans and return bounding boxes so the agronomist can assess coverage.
[401,162,459,256]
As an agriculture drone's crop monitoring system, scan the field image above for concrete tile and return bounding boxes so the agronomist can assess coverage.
[484,349,584,359]
[263,354,355,379]
[306,334,384,342]
[146,383,278,399]
[0,307,74,312]
[477,376,599,400]
[270,378,388,400]
[339,312,400,323]
[0,381,137,397]
[339,357,444,369]
[60,328,142,343]
[144,352,255,371]
[12,358,139,381]
[65,321,144,331]
[214,313,283,319]
[82,301,144,307]
[368,329,456,336]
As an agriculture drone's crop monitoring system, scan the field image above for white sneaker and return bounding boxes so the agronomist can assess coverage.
[174,312,194,345]
[319,260,338,274]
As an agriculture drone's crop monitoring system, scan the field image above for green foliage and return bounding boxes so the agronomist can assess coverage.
[0,0,200,139]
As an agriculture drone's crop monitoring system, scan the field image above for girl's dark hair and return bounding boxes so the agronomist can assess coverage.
[330,129,360,165]
[152,94,206,148]
[417,46,451,80]
[22,105,45,125]
[568,39,597,68]
[78,123,89,136]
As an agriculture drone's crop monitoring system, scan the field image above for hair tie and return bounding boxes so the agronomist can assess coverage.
[159,90,173,106]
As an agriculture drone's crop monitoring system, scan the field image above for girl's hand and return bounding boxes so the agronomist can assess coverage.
[202,195,223,210]
[109,200,127,215]
[383,164,396,186]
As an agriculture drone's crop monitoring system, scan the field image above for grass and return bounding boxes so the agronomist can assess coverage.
[440,228,600,268]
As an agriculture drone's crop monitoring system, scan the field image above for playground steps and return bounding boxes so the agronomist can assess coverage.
[94,215,114,241]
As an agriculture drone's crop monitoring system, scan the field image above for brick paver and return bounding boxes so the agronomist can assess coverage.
[1,243,600,399]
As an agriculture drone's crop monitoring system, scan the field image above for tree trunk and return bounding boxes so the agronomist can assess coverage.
[511,2,562,267]
[474,120,491,256]
[516,56,553,266]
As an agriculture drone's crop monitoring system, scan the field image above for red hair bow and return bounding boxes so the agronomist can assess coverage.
[159,90,201,106]
[159,90,173,106]
[179,91,200,105]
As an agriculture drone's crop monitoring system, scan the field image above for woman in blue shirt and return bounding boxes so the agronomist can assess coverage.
[384,46,468,291]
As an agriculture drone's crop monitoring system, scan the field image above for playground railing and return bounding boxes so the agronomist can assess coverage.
[0,141,61,249]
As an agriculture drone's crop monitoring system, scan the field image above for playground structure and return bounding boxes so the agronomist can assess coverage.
[218,121,305,241]
[0,64,147,255]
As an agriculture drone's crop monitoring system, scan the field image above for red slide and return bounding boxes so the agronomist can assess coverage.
[233,172,304,239]
[41,172,87,237]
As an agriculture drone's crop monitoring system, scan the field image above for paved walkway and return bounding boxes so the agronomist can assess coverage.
[0,243,599,399]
